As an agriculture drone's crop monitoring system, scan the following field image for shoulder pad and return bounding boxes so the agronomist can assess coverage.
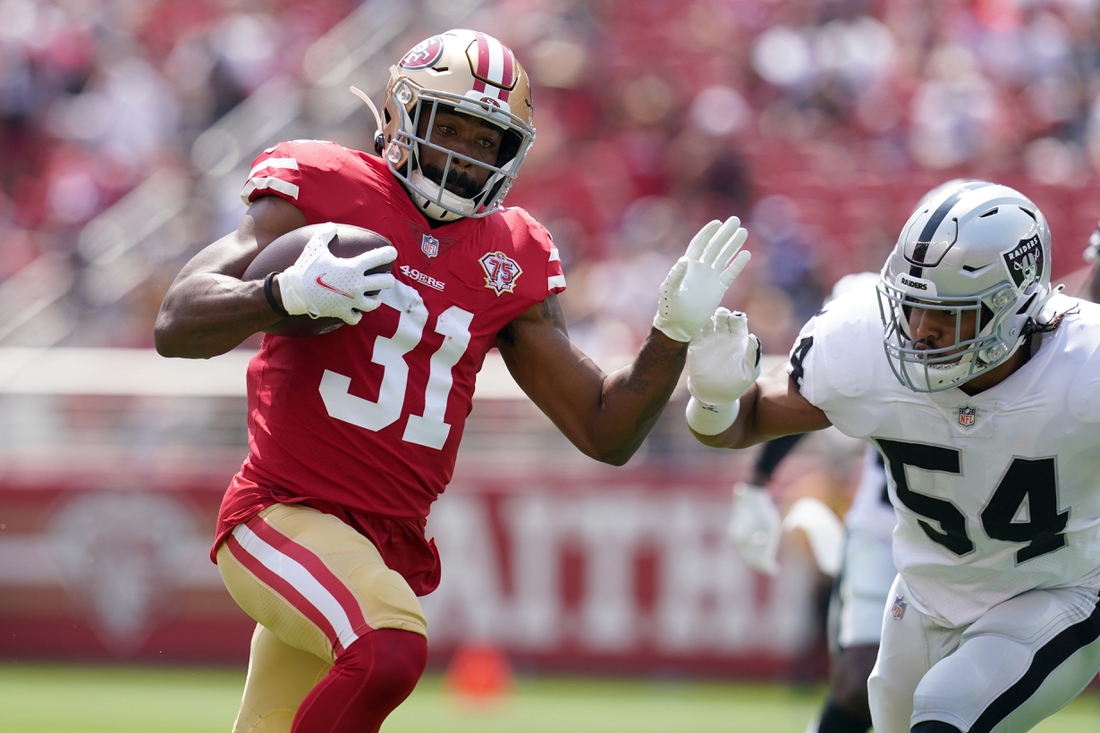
[793,290,880,402]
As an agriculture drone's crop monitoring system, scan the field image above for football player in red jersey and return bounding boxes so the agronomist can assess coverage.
[155,29,751,733]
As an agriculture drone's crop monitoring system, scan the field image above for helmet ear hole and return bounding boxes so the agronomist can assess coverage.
[1016,293,1037,315]
[979,303,994,330]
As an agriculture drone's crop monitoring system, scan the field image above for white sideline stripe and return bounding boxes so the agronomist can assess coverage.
[240,176,300,203]
[249,157,299,177]
[548,274,566,289]
[233,524,360,650]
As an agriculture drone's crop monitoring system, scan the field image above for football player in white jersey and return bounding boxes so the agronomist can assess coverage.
[729,272,896,733]
[685,179,1100,733]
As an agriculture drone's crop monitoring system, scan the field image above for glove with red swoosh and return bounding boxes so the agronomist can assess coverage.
[277,223,397,325]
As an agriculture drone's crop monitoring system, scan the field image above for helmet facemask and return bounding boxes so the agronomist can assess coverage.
[878,279,1029,392]
[387,84,532,221]
[877,181,1052,393]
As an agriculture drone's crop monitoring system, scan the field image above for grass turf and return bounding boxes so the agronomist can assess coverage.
[0,663,1097,732]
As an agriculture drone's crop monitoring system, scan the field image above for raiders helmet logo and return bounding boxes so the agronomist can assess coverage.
[1002,235,1045,289]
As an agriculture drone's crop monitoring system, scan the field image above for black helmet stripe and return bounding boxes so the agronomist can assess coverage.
[909,181,994,278]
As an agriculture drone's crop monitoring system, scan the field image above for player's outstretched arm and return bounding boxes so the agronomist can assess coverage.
[496,298,693,465]
[155,197,307,358]
[690,360,832,449]
[496,217,751,465]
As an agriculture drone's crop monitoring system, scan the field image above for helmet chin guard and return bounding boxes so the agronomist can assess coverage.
[878,180,1052,393]
[359,29,535,222]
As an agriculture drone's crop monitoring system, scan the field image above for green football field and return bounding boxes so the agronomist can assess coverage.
[0,663,1098,732]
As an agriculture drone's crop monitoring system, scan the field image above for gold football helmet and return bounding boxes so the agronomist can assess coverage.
[369,29,535,221]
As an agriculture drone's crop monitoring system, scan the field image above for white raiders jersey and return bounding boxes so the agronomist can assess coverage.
[788,289,1100,627]
[845,443,896,543]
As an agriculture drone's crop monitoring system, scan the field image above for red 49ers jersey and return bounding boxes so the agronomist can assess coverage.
[218,140,564,540]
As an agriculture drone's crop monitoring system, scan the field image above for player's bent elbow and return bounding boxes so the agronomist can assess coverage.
[153,318,184,358]
[595,450,633,467]
[585,439,643,467]
[153,317,221,360]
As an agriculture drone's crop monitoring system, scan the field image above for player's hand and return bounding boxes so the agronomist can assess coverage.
[653,217,751,342]
[687,307,762,406]
[729,482,781,576]
[277,223,397,325]
[1085,220,1100,266]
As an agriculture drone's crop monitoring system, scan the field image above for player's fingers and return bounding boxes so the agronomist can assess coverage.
[342,308,364,326]
[725,310,748,335]
[685,220,721,261]
[718,250,751,288]
[350,245,398,271]
[713,226,748,269]
[296,226,335,264]
[700,217,741,266]
[717,225,752,265]
[748,334,762,366]
[663,258,688,291]
[710,307,736,335]
[360,272,395,293]
[306,222,339,252]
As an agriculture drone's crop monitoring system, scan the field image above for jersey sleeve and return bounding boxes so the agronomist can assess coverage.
[504,207,566,299]
[239,140,353,212]
[788,290,881,409]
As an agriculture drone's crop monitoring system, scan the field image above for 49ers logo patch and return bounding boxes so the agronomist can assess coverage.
[479,251,522,295]
[400,36,445,70]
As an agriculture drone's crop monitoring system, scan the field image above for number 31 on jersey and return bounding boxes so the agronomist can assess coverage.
[318,282,473,450]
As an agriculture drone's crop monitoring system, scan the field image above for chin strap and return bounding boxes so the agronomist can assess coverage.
[350,86,384,146]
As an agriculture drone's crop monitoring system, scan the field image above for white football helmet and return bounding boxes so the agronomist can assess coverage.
[375,29,535,222]
[878,180,1052,392]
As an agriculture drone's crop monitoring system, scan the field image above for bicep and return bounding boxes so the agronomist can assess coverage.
[496,295,601,405]
[173,196,307,283]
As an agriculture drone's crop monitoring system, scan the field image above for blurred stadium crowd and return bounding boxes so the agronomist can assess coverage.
[3,0,1100,359]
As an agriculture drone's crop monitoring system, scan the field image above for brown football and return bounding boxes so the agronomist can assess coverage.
[243,223,394,337]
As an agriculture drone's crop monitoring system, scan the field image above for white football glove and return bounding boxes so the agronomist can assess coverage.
[684,307,761,435]
[1085,222,1100,266]
[729,482,781,576]
[653,217,751,342]
[687,307,762,406]
[277,223,397,325]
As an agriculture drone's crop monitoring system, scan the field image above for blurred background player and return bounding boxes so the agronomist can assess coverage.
[154,29,750,733]
[1083,221,1100,303]
[729,272,895,733]
[686,179,1100,733]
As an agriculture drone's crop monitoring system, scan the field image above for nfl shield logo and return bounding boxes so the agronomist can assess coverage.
[958,405,976,427]
[421,234,440,258]
[891,595,907,620]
